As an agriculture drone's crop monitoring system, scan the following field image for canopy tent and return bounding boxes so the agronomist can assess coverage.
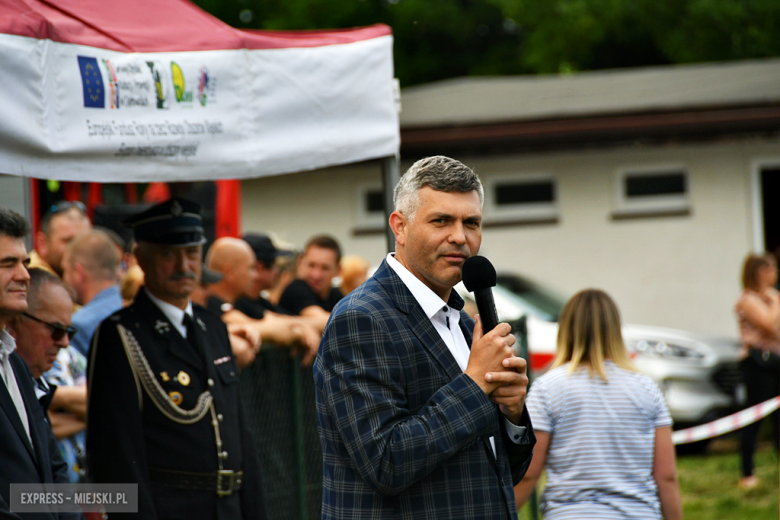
[0,0,400,183]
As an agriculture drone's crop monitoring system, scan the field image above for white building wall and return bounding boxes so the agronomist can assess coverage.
[242,138,780,337]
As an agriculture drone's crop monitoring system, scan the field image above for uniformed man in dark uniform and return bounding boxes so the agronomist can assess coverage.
[86,198,267,519]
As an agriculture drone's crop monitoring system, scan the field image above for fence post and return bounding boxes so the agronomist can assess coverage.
[513,316,538,520]
[291,355,309,520]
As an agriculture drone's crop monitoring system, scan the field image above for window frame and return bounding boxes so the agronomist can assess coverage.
[483,172,558,225]
[352,182,386,234]
[612,164,691,219]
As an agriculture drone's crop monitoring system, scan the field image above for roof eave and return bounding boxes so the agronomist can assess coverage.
[400,102,780,157]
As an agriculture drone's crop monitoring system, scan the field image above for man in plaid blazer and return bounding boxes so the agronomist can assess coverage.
[314,156,535,519]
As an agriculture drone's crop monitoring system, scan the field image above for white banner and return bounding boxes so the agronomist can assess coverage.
[0,33,399,182]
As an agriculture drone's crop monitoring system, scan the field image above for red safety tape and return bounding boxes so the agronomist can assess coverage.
[672,396,780,445]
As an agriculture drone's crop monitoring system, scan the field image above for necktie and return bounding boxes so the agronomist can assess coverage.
[1,350,32,446]
[182,314,206,361]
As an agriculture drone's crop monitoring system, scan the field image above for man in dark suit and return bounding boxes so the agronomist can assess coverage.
[86,198,267,519]
[0,208,81,520]
[315,156,536,519]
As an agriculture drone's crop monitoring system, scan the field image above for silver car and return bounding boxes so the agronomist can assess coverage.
[456,273,744,432]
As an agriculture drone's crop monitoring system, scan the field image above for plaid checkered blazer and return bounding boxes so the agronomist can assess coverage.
[314,260,535,519]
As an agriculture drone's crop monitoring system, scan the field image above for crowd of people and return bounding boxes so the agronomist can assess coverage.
[2,154,777,520]
[0,194,377,519]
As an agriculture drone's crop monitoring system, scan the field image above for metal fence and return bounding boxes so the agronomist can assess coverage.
[240,346,322,520]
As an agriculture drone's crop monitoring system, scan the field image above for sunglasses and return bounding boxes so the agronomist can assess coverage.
[22,313,77,341]
[47,200,87,216]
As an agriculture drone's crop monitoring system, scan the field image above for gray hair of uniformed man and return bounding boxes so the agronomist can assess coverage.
[65,229,119,283]
[393,156,484,221]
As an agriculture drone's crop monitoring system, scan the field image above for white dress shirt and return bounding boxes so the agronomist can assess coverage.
[0,328,32,445]
[386,254,526,454]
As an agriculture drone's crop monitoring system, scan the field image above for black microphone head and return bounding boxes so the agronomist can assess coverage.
[461,255,497,292]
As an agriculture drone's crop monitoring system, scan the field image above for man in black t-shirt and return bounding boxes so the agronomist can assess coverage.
[241,233,294,316]
[279,235,343,333]
[206,237,320,366]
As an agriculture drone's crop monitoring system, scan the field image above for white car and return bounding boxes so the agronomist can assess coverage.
[456,273,745,431]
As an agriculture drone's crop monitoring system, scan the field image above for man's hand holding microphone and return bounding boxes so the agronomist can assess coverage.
[462,256,529,425]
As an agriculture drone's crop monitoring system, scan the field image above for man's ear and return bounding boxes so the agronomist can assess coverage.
[389,211,407,247]
[74,262,87,284]
[34,230,47,256]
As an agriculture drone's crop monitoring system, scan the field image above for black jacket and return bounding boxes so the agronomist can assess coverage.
[86,289,266,520]
[0,350,81,520]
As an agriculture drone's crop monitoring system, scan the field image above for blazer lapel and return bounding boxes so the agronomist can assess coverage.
[4,354,39,466]
[374,261,463,383]
[376,262,504,474]
[135,290,203,370]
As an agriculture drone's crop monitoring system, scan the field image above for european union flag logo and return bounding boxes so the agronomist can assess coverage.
[78,56,104,108]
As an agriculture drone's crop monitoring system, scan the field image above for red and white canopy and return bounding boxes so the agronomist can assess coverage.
[0,0,399,182]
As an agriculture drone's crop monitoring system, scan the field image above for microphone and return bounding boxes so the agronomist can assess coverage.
[461,256,500,333]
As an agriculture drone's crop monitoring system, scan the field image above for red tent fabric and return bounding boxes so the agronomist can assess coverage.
[0,0,390,52]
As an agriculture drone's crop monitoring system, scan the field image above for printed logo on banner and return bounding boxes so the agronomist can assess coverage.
[77,56,105,108]
[198,67,210,106]
[170,62,193,104]
[102,59,120,109]
[146,61,170,109]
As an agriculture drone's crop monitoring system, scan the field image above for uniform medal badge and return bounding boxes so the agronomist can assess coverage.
[168,391,183,405]
[177,371,191,386]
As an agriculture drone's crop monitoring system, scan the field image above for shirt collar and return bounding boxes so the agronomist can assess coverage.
[91,285,122,305]
[386,253,454,320]
[34,376,50,399]
[144,287,193,325]
[0,328,17,356]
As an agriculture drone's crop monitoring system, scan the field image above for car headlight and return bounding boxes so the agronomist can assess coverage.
[631,339,705,359]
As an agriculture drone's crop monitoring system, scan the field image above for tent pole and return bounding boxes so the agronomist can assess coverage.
[381,155,400,254]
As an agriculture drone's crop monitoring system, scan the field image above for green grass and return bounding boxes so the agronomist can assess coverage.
[678,440,778,520]
[517,440,778,520]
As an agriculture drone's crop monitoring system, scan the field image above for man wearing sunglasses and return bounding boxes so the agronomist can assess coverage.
[87,197,267,520]
[0,209,81,520]
[10,268,77,383]
[29,201,91,279]
[10,268,86,485]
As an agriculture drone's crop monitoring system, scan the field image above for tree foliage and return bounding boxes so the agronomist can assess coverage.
[489,0,780,73]
[192,0,780,86]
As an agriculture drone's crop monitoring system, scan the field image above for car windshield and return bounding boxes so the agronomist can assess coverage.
[495,274,567,322]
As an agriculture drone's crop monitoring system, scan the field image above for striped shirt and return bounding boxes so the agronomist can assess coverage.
[526,360,672,519]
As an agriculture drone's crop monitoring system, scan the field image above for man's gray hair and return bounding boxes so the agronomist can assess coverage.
[393,156,484,219]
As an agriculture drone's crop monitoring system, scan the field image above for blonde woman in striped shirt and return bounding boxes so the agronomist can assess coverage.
[515,289,681,519]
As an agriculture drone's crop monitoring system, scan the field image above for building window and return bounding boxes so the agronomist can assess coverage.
[485,174,558,226]
[495,181,555,205]
[365,190,385,214]
[352,184,386,234]
[612,166,690,219]
[625,172,686,198]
